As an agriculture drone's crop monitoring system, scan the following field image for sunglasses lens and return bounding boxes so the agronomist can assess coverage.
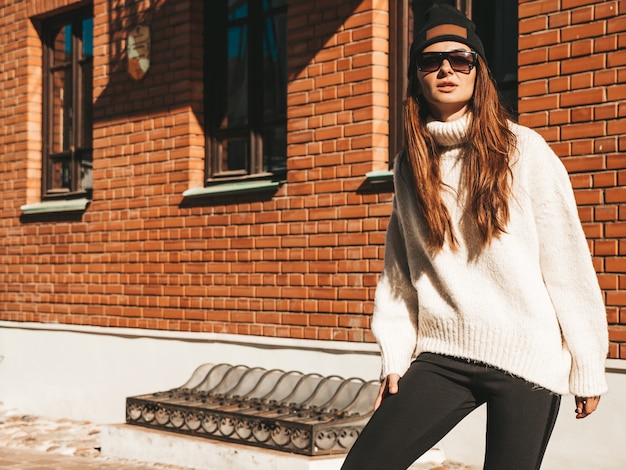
[417,52,477,73]
[417,54,442,72]
[448,52,475,73]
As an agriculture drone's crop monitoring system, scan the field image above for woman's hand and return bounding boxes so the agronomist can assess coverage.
[374,373,401,411]
[575,396,600,419]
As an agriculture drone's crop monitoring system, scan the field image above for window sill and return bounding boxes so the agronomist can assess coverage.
[182,180,280,199]
[357,170,394,194]
[365,170,393,182]
[20,198,90,215]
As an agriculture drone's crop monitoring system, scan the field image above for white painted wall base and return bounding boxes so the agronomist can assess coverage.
[1,322,625,469]
[102,424,346,470]
[101,424,446,470]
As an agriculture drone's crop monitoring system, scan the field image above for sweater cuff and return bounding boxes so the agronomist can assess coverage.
[378,342,415,381]
[569,356,608,397]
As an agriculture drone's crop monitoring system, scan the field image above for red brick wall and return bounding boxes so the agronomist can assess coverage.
[0,0,391,343]
[1,0,625,358]
[518,0,626,359]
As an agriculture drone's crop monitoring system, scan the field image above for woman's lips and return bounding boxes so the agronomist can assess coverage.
[437,82,457,91]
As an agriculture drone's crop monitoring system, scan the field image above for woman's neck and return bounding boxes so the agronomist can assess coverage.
[430,104,470,122]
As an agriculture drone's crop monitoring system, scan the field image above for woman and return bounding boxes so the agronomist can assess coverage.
[342,4,608,470]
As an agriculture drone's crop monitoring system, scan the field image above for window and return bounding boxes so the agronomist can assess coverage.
[42,6,93,200]
[205,0,287,184]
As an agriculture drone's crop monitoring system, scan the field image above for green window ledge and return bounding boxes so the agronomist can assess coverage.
[365,170,393,182]
[20,198,90,215]
[182,180,280,199]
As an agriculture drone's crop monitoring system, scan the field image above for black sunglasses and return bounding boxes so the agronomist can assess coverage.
[417,51,478,74]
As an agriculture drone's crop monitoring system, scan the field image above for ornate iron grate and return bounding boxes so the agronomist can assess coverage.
[126,363,379,456]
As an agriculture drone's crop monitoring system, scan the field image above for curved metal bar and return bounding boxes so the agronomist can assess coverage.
[272,372,323,404]
[191,363,235,392]
[258,370,305,401]
[297,375,345,407]
[316,377,365,409]
[225,366,269,397]
[205,364,250,395]
[238,368,288,399]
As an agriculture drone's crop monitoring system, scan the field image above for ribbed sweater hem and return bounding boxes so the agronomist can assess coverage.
[414,317,606,396]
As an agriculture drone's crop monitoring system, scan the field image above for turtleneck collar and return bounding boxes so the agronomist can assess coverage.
[426,113,470,147]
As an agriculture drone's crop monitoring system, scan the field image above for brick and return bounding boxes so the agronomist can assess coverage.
[571,39,593,57]
[562,155,606,172]
[518,95,559,113]
[549,11,571,28]
[561,55,606,74]
[571,6,594,24]
[519,62,560,81]
[519,30,560,49]
[519,0,560,19]
[548,43,571,61]
[518,112,548,128]
[608,50,626,66]
[549,76,571,93]
[519,16,548,34]
[595,69,618,86]
[562,0,604,8]
[596,2,619,20]
[561,88,605,107]
[562,22,606,42]
[572,71,594,89]
[519,49,549,66]
[518,80,548,98]
[607,15,626,33]
[595,34,619,53]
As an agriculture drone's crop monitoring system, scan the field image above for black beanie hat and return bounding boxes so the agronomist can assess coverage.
[409,3,486,78]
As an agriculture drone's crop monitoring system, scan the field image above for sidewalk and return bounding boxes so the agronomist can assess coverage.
[0,403,478,469]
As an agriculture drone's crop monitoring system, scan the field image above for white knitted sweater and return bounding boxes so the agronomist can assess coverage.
[372,114,608,397]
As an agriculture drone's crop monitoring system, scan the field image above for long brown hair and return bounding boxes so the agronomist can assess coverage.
[403,58,516,253]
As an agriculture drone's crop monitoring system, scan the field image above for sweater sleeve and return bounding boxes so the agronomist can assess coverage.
[524,129,609,397]
[371,196,419,380]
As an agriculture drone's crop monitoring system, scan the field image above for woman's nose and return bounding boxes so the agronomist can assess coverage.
[438,59,454,75]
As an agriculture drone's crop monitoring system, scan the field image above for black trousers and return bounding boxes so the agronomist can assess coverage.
[342,353,561,470]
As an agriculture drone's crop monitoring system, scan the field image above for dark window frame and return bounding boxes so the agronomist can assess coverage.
[389,0,411,163]
[204,0,287,186]
[41,5,93,201]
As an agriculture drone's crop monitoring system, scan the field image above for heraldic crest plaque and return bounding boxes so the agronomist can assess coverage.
[127,25,150,80]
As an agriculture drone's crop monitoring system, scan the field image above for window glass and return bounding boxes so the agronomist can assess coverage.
[263,126,286,173]
[80,151,93,190]
[262,11,286,122]
[228,0,248,20]
[82,17,93,56]
[226,24,249,129]
[221,138,248,173]
[51,158,71,190]
[52,25,72,155]
[263,0,287,10]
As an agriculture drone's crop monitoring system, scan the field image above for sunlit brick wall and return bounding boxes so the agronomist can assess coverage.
[518,0,626,358]
[0,0,392,343]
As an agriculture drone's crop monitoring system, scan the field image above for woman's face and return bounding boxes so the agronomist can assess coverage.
[416,41,477,122]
